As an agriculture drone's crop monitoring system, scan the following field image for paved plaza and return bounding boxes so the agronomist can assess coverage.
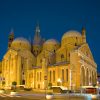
[0,90,99,100]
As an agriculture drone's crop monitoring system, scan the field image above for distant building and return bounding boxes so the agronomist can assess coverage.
[97,73,100,84]
[1,25,97,90]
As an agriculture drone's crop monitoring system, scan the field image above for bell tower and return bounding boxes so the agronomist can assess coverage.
[8,29,14,48]
[33,23,42,57]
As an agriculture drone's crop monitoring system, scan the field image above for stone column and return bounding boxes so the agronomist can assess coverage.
[13,56,17,82]
[34,70,36,89]
[9,59,12,86]
[7,60,11,86]
[42,58,48,89]
[25,59,31,88]
[4,60,6,84]
[17,56,21,85]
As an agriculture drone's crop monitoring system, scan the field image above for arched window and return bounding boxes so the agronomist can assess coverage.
[53,71,55,82]
[61,54,64,61]
[40,59,42,63]
[22,64,24,70]
[22,80,25,85]
[66,69,68,81]
[50,71,52,82]
[40,72,41,81]
[75,43,77,46]
[69,53,70,57]
[37,72,39,81]
[62,69,64,81]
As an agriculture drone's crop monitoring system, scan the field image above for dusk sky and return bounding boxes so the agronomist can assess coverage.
[0,0,100,72]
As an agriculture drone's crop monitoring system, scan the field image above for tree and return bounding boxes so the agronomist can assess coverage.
[12,81,17,91]
[48,83,52,89]
[12,81,17,86]
[2,81,5,89]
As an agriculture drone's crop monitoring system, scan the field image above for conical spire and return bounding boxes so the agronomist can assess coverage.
[33,22,41,45]
[81,27,86,43]
[35,22,40,35]
[82,27,86,35]
[8,28,14,48]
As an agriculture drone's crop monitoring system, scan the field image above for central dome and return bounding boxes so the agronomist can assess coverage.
[11,37,31,50]
[62,30,81,40]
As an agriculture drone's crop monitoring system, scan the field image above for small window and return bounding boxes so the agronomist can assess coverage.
[40,59,42,63]
[75,43,77,46]
[69,53,70,57]
[22,64,24,70]
[22,80,25,85]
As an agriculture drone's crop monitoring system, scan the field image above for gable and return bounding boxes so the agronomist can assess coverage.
[78,43,94,61]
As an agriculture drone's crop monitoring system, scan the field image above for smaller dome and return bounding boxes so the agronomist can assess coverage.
[13,37,30,43]
[44,39,59,45]
[62,30,81,40]
[11,37,31,50]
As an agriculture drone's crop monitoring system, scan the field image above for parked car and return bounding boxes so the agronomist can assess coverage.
[52,86,68,93]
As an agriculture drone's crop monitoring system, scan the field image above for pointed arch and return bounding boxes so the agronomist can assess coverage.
[86,68,89,85]
[81,66,85,86]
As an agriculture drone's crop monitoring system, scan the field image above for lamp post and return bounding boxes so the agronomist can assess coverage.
[42,49,55,99]
[57,78,62,86]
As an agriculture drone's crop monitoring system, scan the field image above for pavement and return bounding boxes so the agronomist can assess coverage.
[0,90,99,100]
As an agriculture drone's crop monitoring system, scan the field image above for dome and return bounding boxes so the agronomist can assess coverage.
[44,39,59,45]
[11,37,31,50]
[62,30,81,40]
[13,37,30,43]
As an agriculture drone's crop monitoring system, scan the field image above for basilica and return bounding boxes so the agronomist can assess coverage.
[0,24,97,90]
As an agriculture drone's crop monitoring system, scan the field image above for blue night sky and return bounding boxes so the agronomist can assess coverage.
[0,0,100,72]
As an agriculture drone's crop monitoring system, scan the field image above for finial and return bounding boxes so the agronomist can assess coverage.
[36,21,40,33]
[82,26,86,35]
[82,27,86,31]
[37,20,39,27]
[10,28,14,34]
[81,26,86,43]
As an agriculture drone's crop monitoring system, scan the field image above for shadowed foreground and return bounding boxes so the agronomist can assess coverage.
[0,97,31,100]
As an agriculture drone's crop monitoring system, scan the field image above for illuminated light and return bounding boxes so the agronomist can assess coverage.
[57,78,62,83]
[91,94,97,99]
[43,82,44,85]
[89,82,92,86]
[97,81,99,85]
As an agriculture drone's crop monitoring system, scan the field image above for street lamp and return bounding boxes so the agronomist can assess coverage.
[57,78,62,86]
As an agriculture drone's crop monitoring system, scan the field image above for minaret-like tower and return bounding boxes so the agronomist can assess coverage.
[33,23,41,43]
[8,29,14,48]
[33,23,42,57]
[82,27,86,43]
